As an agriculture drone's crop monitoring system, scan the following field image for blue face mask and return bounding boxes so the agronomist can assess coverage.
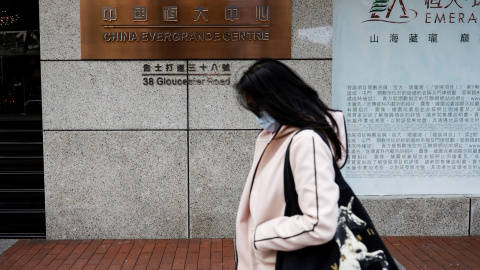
[255,111,281,132]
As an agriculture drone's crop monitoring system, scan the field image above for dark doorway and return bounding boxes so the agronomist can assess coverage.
[0,0,41,115]
[0,0,45,238]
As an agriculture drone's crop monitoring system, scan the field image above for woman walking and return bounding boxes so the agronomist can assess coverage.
[235,58,348,270]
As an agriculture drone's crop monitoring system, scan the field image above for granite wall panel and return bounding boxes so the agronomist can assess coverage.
[189,131,258,238]
[188,60,332,129]
[471,197,480,235]
[292,0,333,59]
[360,196,470,236]
[41,61,188,130]
[43,131,188,239]
[39,0,80,60]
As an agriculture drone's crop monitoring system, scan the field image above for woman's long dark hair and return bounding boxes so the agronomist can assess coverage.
[235,58,343,161]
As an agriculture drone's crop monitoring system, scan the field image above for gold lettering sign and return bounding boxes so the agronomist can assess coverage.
[80,0,291,59]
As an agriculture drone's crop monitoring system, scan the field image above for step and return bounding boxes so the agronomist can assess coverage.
[0,210,46,237]
[0,233,46,238]
[0,142,43,156]
[0,190,45,209]
[0,118,42,129]
[0,172,44,189]
[0,130,43,142]
[0,157,44,171]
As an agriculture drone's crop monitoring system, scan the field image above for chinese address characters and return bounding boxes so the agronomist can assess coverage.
[141,62,232,86]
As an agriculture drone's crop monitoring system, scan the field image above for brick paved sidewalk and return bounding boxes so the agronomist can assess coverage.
[383,236,480,270]
[1,236,480,269]
[0,239,234,270]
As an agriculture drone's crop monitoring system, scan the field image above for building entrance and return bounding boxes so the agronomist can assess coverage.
[0,0,44,238]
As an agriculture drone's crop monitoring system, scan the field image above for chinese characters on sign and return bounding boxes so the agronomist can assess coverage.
[370,33,472,43]
[344,84,480,177]
[100,5,272,23]
[163,7,178,21]
[81,0,291,59]
[100,5,271,42]
[366,0,480,43]
[133,6,147,21]
[102,7,117,21]
[141,62,232,86]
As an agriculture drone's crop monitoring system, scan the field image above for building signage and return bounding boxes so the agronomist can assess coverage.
[80,0,291,59]
[140,62,232,86]
[333,0,480,195]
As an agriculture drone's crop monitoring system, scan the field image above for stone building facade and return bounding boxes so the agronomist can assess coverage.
[39,0,479,239]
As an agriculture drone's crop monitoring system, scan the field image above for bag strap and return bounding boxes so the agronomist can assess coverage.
[283,138,299,215]
[283,128,348,216]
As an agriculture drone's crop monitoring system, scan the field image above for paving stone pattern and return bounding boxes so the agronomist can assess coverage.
[0,239,235,270]
[383,236,480,270]
[1,237,480,269]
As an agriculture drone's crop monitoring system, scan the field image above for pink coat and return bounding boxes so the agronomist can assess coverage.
[235,111,348,270]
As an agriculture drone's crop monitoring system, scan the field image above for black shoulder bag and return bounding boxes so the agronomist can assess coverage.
[275,129,399,270]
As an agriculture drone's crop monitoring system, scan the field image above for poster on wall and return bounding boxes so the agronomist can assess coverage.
[333,0,480,195]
